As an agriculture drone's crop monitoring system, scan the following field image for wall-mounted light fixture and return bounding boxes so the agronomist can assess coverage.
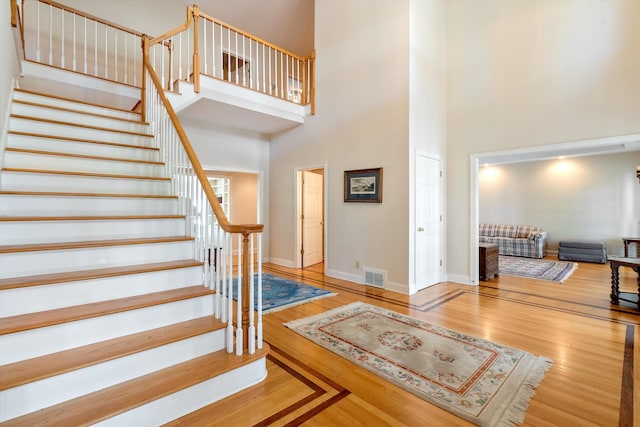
[637,165,640,183]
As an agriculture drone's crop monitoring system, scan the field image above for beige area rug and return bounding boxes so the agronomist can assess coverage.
[499,256,577,283]
[285,302,552,427]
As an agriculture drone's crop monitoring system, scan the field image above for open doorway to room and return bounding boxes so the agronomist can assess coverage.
[205,169,259,224]
[296,167,325,269]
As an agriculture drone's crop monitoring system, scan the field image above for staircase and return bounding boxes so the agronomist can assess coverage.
[0,88,268,425]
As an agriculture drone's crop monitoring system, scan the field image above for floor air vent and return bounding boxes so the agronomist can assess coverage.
[363,268,386,288]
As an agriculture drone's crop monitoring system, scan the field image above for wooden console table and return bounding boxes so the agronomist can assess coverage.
[609,256,640,309]
[622,237,640,257]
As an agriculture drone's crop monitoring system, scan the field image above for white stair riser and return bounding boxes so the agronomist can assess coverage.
[0,266,204,317]
[7,133,160,162]
[0,294,215,365]
[4,150,165,178]
[0,218,186,245]
[0,171,172,195]
[0,240,196,279]
[13,90,141,121]
[0,195,179,216]
[9,118,154,146]
[0,330,225,422]
[11,102,149,134]
[96,358,268,427]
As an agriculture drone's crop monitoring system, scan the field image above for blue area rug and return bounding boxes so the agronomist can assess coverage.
[233,273,336,313]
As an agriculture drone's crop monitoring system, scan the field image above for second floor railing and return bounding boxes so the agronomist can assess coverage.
[17,0,315,111]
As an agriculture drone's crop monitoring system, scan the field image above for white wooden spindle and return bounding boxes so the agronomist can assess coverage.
[104,26,108,78]
[161,43,165,90]
[133,36,137,87]
[187,24,191,80]
[242,35,246,87]
[226,233,233,353]
[83,16,87,73]
[60,9,64,68]
[203,17,207,75]
[262,44,265,93]
[124,34,128,84]
[234,32,238,84]
[248,234,255,354]
[94,21,98,76]
[114,31,118,82]
[257,233,263,349]
[235,233,243,356]
[211,20,215,76]
[48,4,52,65]
[249,38,252,89]
[227,27,231,82]
[72,13,77,71]
[269,47,272,94]
[219,24,223,80]
[36,0,40,61]
[179,31,182,81]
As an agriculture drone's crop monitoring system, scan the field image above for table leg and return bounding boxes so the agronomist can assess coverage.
[624,240,629,257]
[636,267,640,310]
[610,264,620,305]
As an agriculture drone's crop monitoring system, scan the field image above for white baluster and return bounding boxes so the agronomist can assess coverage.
[114,31,118,82]
[48,4,52,65]
[249,38,252,89]
[242,34,246,87]
[36,0,40,61]
[72,13,77,71]
[257,232,263,349]
[203,17,207,75]
[83,16,87,73]
[211,20,215,76]
[236,233,243,356]
[269,47,272,95]
[226,233,234,353]
[60,9,64,68]
[248,234,255,354]
[234,32,238,84]
[104,26,108,78]
[94,21,98,76]
[124,34,128,84]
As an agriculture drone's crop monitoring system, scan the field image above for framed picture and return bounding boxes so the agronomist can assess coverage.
[344,168,383,203]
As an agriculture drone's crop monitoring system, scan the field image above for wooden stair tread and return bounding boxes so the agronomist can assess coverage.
[0,286,214,335]
[0,316,226,391]
[0,345,269,427]
[8,130,159,151]
[14,88,143,117]
[0,214,184,222]
[5,147,164,166]
[10,114,154,138]
[0,259,203,290]
[0,236,194,254]
[0,190,177,199]
[1,167,170,181]
[12,99,149,126]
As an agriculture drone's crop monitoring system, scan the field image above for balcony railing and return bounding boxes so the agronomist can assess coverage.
[17,0,315,111]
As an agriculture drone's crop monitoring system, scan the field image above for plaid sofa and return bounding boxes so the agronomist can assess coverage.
[479,224,547,259]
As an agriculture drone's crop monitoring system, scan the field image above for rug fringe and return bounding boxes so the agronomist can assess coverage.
[495,356,554,427]
[265,293,337,314]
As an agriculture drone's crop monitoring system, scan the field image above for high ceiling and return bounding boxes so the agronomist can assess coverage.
[171,0,314,56]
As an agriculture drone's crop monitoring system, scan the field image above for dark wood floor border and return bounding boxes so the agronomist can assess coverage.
[620,325,634,427]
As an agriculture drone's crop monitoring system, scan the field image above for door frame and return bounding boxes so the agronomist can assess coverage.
[294,163,327,270]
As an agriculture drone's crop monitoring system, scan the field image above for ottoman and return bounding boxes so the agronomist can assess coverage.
[558,240,607,264]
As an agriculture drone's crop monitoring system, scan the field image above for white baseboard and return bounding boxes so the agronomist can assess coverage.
[267,257,295,268]
[447,274,474,286]
[326,269,361,284]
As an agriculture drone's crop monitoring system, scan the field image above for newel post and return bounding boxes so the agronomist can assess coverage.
[241,231,251,352]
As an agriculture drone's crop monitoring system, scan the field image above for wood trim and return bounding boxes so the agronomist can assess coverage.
[12,100,147,126]
[148,6,193,46]
[14,88,143,116]
[8,131,158,151]
[9,115,154,138]
[1,167,170,182]
[0,190,177,199]
[0,236,194,255]
[0,214,184,222]
[10,0,17,27]
[195,9,307,61]
[5,147,164,166]
[35,0,144,37]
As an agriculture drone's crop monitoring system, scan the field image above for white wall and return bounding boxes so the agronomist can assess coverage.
[480,153,640,257]
[269,0,412,290]
[408,0,446,289]
[447,0,640,282]
[181,116,270,259]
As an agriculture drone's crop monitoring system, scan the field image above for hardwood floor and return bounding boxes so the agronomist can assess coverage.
[169,257,639,426]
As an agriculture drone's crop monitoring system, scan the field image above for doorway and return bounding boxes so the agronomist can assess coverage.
[296,167,325,269]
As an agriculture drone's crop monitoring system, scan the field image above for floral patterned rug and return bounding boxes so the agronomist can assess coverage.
[286,302,552,426]
[499,256,577,283]
[233,274,336,313]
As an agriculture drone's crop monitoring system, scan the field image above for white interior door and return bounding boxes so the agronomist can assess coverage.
[415,155,442,290]
[302,170,323,267]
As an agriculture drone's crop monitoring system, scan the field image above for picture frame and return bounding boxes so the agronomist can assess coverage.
[344,168,383,203]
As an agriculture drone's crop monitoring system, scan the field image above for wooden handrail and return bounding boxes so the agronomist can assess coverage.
[35,0,144,38]
[142,36,264,236]
[149,6,192,46]
[194,8,308,62]
[10,0,18,27]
